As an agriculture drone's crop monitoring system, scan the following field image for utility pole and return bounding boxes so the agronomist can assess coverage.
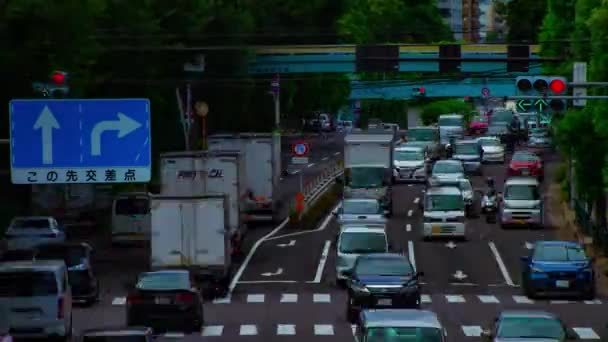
[271,74,280,129]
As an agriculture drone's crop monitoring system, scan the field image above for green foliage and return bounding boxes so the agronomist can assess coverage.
[539,0,575,75]
[419,99,474,125]
[497,0,548,43]
[358,100,408,128]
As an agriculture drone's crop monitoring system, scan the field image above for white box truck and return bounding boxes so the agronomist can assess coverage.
[150,194,232,297]
[159,150,247,256]
[342,133,394,215]
[207,133,282,222]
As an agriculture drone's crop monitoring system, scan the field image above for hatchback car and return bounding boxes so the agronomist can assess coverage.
[5,216,66,251]
[335,226,389,285]
[355,309,447,342]
[126,270,204,333]
[35,242,99,304]
[477,136,505,163]
[429,159,465,187]
[0,260,73,340]
[344,253,423,322]
[482,310,579,341]
[80,326,154,342]
[334,198,387,225]
[521,240,595,299]
[423,186,466,239]
[508,151,544,181]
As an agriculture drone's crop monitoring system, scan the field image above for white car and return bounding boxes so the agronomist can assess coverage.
[429,159,465,187]
[5,216,66,251]
[422,186,466,239]
[393,145,428,183]
[477,136,505,163]
[335,225,389,284]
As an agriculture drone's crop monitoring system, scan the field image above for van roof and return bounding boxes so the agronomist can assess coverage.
[340,223,386,230]
[426,186,461,195]
[341,227,386,234]
[0,259,65,272]
[394,146,424,152]
[439,114,463,119]
[361,309,442,329]
[505,177,540,186]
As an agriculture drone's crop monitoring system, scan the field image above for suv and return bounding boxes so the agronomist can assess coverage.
[423,187,466,240]
[0,260,73,340]
[500,177,544,228]
[335,226,389,286]
[451,140,482,175]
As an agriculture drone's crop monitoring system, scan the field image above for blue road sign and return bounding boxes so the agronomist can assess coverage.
[9,99,151,184]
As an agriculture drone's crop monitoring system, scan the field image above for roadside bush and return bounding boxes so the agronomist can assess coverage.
[555,162,570,201]
[289,184,341,229]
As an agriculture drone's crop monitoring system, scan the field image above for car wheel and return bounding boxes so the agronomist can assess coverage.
[523,279,536,299]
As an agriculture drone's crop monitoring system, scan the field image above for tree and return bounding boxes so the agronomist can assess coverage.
[538,0,575,74]
[419,99,474,125]
[495,0,548,43]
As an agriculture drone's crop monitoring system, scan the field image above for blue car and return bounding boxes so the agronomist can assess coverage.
[521,240,595,299]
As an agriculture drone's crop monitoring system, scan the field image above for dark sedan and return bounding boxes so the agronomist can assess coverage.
[126,270,204,333]
[344,253,423,323]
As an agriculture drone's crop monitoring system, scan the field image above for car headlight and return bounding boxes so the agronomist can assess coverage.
[531,266,545,273]
[351,283,369,293]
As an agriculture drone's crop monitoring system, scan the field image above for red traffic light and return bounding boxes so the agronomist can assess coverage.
[517,79,532,91]
[51,72,66,85]
[419,87,425,93]
[550,79,566,93]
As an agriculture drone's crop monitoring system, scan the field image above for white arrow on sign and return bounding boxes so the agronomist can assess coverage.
[33,106,60,165]
[277,240,296,247]
[453,270,468,280]
[445,241,457,249]
[261,268,283,277]
[525,242,534,250]
[91,113,142,156]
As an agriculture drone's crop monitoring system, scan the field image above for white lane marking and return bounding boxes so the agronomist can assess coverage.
[247,294,265,303]
[573,327,600,339]
[478,295,499,303]
[307,163,315,168]
[322,156,329,161]
[228,218,290,295]
[310,240,331,283]
[421,294,432,303]
[334,152,341,156]
[277,324,296,335]
[445,295,466,303]
[281,294,298,303]
[313,293,331,303]
[584,299,602,304]
[212,296,231,304]
[112,297,126,305]
[449,282,478,286]
[268,202,341,241]
[163,332,184,338]
[239,325,258,335]
[408,240,416,272]
[408,184,413,187]
[488,241,515,286]
[293,169,301,174]
[202,325,224,336]
[407,209,413,217]
[351,324,357,336]
[414,197,420,204]
[406,224,411,232]
[314,324,334,335]
[512,295,534,304]
[550,300,573,304]
[462,326,483,337]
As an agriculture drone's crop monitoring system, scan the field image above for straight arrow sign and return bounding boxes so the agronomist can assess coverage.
[277,240,296,247]
[91,113,142,156]
[261,268,283,277]
[33,106,60,165]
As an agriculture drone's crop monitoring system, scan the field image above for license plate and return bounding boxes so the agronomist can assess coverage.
[155,297,171,304]
[555,280,570,288]
[521,170,530,175]
[432,226,441,234]
[515,219,526,224]
[377,299,392,306]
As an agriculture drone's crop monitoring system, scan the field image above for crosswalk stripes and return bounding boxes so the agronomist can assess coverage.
[109,293,606,306]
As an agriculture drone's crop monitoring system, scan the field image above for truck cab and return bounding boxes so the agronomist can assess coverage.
[500,177,544,228]
[422,186,466,240]
[451,139,482,175]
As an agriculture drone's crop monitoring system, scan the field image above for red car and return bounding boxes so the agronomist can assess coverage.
[468,116,488,135]
[508,150,544,180]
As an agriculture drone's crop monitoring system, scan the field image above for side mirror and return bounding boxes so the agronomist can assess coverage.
[342,269,353,278]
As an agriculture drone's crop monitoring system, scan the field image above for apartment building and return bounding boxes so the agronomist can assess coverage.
[462,0,481,42]
[437,0,463,41]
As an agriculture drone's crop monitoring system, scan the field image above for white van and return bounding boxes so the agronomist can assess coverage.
[111,193,151,244]
[335,225,389,284]
[0,260,73,340]
[422,187,466,239]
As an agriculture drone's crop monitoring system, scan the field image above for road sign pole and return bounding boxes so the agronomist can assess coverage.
[573,62,587,107]
[176,87,190,150]
[271,74,280,129]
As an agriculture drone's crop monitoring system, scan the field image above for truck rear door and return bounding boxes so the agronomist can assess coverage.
[150,200,186,268]
[193,198,228,267]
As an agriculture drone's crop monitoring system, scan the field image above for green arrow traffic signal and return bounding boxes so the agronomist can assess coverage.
[534,99,548,112]
[517,100,530,112]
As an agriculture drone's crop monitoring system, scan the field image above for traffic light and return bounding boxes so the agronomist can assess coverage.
[47,71,70,98]
[412,87,426,97]
[514,76,567,113]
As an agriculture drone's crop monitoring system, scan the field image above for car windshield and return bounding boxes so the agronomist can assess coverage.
[115,198,149,216]
[83,337,148,342]
[366,327,443,342]
[37,246,86,267]
[136,272,190,290]
[395,150,424,161]
[408,129,436,141]
[348,168,384,188]
[0,271,57,297]
[488,124,508,134]
[339,232,387,254]
[438,117,462,126]
[533,244,588,262]
[342,200,380,215]
[355,257,413,276]
[497,316,565,339]
[505,184,539,200]
[454,143,478,155]
[425,194,464,211]
[479,138,500,146]
[11,219,50,229]
[433,162,463,174]
[513,152,539,162]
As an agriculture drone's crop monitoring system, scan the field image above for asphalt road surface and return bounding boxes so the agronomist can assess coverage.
[67,141,607,341]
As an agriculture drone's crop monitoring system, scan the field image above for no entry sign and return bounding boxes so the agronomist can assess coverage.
[292,141,310,157]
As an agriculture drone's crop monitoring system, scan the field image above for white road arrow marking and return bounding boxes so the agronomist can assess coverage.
[453,270,468,280]
[445,241,457,249]
[33,106,60,164]
[261,268,283,277]
[525,241,534,249]
[277,240,296,247]
[90,113,142,156]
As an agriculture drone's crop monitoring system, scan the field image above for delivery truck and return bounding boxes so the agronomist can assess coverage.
[207,133,282,222]
[342,133,394,215]
[159,150,247,256]
[150,194,232,297]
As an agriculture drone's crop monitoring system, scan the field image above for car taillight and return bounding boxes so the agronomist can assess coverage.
[127,294,142,305]
[57,296,64,319]
[175,293,194,304]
